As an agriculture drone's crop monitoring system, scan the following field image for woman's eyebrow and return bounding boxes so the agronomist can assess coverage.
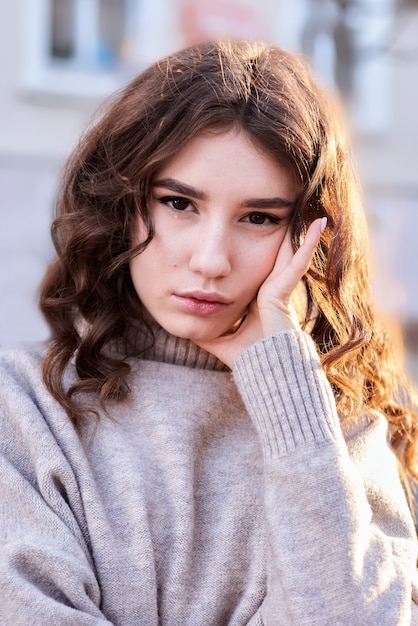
[153,178,207,200]
[153,177,294,209]
[240,197,295,209]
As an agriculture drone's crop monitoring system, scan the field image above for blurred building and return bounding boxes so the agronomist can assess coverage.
[0,0,417,378]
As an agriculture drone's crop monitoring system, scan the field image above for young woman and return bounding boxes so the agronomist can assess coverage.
[1,39,417,625]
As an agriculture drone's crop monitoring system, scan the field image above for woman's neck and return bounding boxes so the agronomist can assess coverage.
[111,320,229,372]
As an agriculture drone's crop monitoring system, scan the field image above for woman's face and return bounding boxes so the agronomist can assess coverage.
[129,129,298,342]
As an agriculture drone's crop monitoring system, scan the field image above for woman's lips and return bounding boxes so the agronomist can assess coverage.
[174,291,231,315]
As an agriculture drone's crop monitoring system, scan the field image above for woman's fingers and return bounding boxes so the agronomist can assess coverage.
[266,217,326,293]
[257,217,325,335]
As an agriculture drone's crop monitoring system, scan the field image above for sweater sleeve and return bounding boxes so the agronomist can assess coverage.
[233,330,418,626]
[0,356,113,625]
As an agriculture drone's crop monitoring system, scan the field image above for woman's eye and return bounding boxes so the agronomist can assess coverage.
[159,196,191,211]
[247,212,281,225]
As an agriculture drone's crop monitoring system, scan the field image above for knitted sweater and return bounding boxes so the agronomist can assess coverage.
[0,326,417,625]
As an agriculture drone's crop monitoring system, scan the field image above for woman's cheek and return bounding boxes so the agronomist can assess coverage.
[250,235,285,283]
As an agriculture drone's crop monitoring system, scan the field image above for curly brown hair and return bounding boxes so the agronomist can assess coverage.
[40,40,418,478]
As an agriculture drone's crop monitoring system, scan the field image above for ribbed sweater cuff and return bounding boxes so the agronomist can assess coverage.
[233,331,342,459]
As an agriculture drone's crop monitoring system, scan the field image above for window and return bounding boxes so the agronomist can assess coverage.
[21,0,146,100]
[50,0,75,60]
[49,0,127,70]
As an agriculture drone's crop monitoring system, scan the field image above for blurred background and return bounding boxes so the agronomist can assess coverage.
[0,0,417,381]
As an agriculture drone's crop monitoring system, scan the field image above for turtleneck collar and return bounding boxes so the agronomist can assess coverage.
[111,321,229,372]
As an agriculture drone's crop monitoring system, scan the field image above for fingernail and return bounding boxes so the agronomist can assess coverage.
[320,217,327,233]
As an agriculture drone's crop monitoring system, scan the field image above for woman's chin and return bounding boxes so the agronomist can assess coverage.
[157,317,234,344]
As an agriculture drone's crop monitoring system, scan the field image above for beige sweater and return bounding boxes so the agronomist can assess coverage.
[0,326,417,625]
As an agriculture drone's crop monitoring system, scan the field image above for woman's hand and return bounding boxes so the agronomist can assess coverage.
[195,217,326,369]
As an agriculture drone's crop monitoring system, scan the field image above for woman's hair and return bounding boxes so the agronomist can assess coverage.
[40,39,418,478]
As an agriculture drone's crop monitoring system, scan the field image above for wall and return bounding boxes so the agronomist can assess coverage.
[0,0,417,382]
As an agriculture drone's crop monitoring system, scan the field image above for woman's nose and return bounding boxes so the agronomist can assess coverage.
[188,224,232,278]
